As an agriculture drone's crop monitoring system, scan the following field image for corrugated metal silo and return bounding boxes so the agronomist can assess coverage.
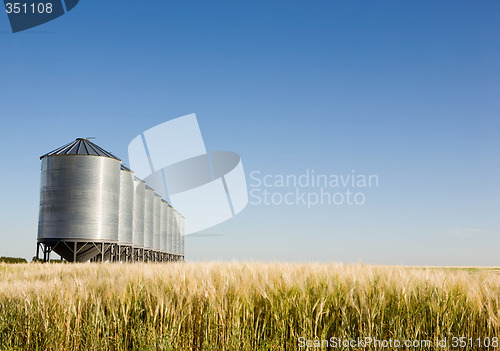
[143,186,155,249]
[167,204,174,254]
[118,165,134,246]
[133,177,146,247]
[153,193,162,251]
[178,214,185,258]
[173,210,180,256]
[38,139,121,262]
[176,211,182,257]
[160,200,168,252]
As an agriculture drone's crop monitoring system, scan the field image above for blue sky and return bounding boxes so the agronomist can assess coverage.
[0,0,499,265]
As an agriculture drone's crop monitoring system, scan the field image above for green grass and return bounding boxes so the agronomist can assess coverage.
[0,262,499,350]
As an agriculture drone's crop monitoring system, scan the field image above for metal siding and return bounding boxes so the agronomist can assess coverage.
[172,211,180,255]
[160,201,168,252]
[118,169,134,245]
[177,212,182,256]
[143,187,154,249]
[153,194,161,251]
[37,155,121,242]
[167,205,174,254]
[179,215,185,257]
[132,179,145,247]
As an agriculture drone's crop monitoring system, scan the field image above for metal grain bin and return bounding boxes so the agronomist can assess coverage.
[178,214,185,257]
[153,193,162,251]
[118,165,134,245]
[38,139,121,244]
[167,204,174,254]
[160,200,168,252]
[133,177,146,247]
[176,211,182,256]
[172,210,180,256]
[143,186,155,249]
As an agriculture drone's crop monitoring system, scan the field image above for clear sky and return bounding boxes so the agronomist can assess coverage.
[0,0,499,265]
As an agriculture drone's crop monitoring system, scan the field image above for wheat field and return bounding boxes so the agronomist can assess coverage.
[0,262,499,350]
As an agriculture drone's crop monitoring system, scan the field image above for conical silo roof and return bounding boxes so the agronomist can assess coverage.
[120,164,134,172]
[40,138,121,161]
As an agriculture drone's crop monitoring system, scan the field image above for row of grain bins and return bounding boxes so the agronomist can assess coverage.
[36,138,185,263]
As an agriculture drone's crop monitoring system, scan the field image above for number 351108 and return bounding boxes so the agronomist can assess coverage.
[5,3,53,14]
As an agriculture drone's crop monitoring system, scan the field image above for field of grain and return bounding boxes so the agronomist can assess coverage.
[0,262,499,350]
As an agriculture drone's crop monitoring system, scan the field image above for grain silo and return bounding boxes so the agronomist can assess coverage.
[178,214,185,260]
[153,193,162,254]
[171,206,179,259]
[143,186,155,259]
[118,165,134,261]
[165,204,172,261]
[132,176,146,258]
[37,138,121,262]
[160,200,168,255]
[173,210,181,260]
[36,138,186,263]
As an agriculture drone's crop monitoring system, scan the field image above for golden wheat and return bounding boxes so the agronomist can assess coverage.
[0,262,499,350]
